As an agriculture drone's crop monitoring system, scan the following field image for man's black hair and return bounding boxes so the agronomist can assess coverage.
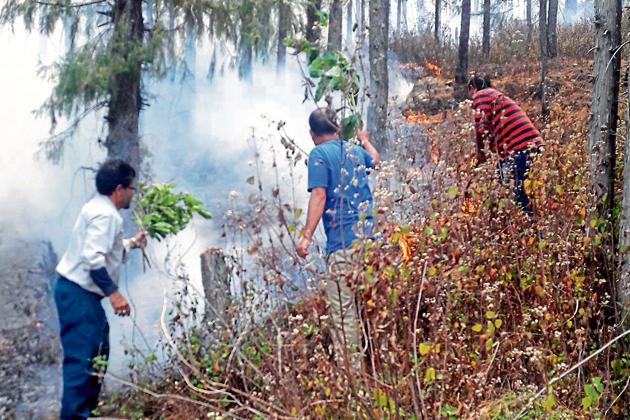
[468,74,492,90]
[309,108,339,136]
[95,159,136,195]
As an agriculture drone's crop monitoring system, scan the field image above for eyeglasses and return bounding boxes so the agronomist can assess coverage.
[125,185,137,192]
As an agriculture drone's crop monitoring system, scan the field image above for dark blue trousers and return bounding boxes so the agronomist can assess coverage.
[497,149,536,217]
[54,277,110,420]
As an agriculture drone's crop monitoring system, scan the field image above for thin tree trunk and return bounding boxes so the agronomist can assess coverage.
[539,0,549,117]
[482,0,491,58]
[402,0,408,32]
[358,0,365,34]
[417,0,424,32]
[345,0,353,48]
[238,0,254,81]
[618,65,630,322]
[277,0,290,71]
[397,0,402,33]
[589,0,622,236]
[434,0,441,41]
[368,0,389,149]
[105,0,143,170]
[327,0,343,51]
[547,0,558,58]
[455,0,471,84]
[526,0,532,44]
[306,0,322,45]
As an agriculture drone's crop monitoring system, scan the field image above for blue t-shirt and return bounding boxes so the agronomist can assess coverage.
[307,140,375,255]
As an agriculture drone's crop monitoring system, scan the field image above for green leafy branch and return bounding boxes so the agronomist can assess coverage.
[133,182,212,242]
[284,35,363,140]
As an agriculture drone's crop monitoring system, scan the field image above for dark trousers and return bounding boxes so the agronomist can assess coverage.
[54,277,110,420]
[497,149,536,217]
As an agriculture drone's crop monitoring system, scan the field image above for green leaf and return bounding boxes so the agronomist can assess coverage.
[486,321,495,336]
[440,405,458,416]
[485,310,496,319]
[424,367,436,383]
[340,113,360,140]
[418,343,431,356]
[447,186,458,199]
[542,392,556,411]
[471,324,483,333]
[485,338,494,351]
[314,82,325,102]
[584,384,597,400]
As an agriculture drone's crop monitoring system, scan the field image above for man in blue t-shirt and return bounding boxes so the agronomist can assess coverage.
[296,107,380,370]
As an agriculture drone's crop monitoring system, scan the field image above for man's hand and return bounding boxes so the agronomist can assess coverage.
[296,237,311,258]
[357,129,381,165]
[129,231,147,249]
[357,129,370,146]
[110,291,131,316]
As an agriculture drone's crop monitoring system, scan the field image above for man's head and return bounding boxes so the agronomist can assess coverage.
[308,108,339,144]
[467,75,492,97]
[95,159,137,209]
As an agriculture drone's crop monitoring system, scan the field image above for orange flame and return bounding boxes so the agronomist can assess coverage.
[424,61,442,78]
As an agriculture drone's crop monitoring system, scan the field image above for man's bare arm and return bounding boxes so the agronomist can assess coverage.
[357,130,381,165]
[296,187,326,258]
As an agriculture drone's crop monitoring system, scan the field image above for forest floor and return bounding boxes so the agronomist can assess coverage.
[99,50,630,419]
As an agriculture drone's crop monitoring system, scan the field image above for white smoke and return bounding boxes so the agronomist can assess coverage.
[0,26,322,379]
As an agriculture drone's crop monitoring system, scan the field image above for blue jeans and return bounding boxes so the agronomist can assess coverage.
[497,149,537,217]
[54,277,110,420]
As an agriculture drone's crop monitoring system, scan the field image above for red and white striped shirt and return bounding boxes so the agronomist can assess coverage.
[472,88,542,159]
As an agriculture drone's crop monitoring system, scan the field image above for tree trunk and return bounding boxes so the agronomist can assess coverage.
[434,0,441,41]
[306,0,323,46]
[397,0,402,33]
[482,0,491,58]
[200,248,231,336]
[547,0,558,58]
[345,0,353,49]
[417,0,425,31]
[105,0,143,170]
[277,0,290,71]
[618,65,630,322]
[238,0,254,81]
[327,0,343,51]
[526,0,532,44]
[367,0,389,149]
[402,0,408,32]
[455,0,471,84]
[589,0,622,232]
[358,0,365,35]
[539,0,549,117]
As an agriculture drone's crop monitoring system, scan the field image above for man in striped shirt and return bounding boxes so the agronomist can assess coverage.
[468,75,542,216]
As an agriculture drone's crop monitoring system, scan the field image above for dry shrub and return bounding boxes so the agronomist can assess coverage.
[105,40,630,420]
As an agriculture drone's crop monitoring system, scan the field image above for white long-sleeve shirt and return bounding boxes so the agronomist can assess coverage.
[56,194,131,296]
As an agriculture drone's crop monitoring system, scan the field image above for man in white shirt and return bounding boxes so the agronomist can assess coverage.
[55,159,146,420]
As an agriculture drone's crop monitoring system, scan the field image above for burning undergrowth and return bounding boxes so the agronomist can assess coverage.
[102,56,629,419]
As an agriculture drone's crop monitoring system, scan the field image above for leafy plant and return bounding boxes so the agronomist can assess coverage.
[134,182,211,241]
[581,376,604,411]
[284,38,362,140]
